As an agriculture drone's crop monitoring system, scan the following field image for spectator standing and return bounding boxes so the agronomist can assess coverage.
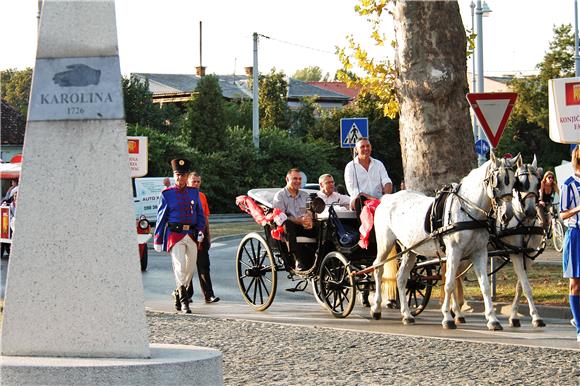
[188,172,220,304]
[154,159,206,314]
[559,146,580,342]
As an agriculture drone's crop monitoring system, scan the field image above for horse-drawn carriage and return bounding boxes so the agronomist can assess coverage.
[235,154,550,330]
[235,188,434,318]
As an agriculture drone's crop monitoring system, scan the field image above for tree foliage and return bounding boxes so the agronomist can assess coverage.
[259,69,290,130]
[336,0,399,118]
[184,75,227,151]
[1,68,33,116]
[292,66,323,81]
[122,75,165,128]
[499,24,574,169]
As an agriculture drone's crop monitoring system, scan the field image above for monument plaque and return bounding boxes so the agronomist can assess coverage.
[29,56,124,121]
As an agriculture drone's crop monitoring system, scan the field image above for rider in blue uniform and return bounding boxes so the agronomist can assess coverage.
[154,159,206,313]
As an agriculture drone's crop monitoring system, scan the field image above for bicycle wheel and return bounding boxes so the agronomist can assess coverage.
[552,219,565,253]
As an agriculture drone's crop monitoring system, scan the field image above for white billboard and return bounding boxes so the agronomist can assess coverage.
[549,77,580,144]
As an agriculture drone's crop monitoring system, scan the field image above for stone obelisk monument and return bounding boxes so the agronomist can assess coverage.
[1,1,222,384]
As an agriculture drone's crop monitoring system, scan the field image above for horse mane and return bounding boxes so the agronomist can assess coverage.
[460,159,491,187]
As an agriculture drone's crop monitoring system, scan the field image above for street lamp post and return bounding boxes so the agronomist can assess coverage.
[475,0,492,166]
[470,2,478,145]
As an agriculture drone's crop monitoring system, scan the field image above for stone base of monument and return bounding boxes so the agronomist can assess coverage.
[0,343,223,386]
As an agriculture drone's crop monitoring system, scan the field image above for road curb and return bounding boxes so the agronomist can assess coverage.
[212,234,245,243]
[462,300,572,320]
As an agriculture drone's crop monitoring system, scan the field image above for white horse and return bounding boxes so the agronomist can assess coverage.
[495,156,546,327]
[371,153,519,330]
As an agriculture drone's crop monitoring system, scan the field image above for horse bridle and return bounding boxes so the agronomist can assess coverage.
[484,160,516,226]
[513,164,539,207]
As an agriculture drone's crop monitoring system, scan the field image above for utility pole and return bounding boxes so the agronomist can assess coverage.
[252,32,259,150]
[568,1,579,172]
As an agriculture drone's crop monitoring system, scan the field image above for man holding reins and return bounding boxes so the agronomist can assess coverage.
[344,137,393,213]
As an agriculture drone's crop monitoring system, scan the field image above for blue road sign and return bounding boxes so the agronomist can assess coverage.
[475,139,490,156]
[340,118,368,148]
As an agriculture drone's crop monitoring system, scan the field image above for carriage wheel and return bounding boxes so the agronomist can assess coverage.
[319,252,356,318]
[405,257,434,317]
[309,277,326,309]
[552,219,564,253]
[236,233,277,311]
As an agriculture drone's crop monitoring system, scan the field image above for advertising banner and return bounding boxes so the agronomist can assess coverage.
[549,77,580,144]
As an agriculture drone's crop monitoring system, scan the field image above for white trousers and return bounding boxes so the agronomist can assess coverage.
[170,235,198,288]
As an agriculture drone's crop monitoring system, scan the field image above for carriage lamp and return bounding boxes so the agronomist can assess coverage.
[138,215,150,231]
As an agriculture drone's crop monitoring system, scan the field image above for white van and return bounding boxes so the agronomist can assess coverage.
[133,177,174,223]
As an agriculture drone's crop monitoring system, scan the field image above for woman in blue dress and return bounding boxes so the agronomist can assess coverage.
[559,146,580,342]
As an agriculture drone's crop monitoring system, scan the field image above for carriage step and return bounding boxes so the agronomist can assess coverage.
[286,281,308,292]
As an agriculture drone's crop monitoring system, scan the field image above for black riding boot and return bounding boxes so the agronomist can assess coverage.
[172,289,181,311]
[178,285,191,314]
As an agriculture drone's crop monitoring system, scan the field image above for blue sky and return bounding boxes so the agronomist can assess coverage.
[0,0,576,77]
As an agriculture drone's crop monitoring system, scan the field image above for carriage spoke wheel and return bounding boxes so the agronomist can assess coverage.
[552,219,564,253]
[236,233,277,311]
[309,277,327,309]
[405,257,434,317]
[319,252,355,318]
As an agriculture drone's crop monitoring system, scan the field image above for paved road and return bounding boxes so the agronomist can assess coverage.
[2,236,576,351]
[142,236,579,352]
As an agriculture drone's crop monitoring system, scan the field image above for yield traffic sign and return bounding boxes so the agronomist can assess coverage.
[340,118,368,148]
[466,92,517,148]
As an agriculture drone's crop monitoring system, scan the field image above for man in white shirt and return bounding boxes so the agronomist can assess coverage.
[317,174,351,209]
[344,137,392,212]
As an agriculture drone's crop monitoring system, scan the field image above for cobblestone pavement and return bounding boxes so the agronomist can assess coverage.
[147,311,579,385]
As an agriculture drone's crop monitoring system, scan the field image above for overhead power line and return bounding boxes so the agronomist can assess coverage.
[263,35,336,55]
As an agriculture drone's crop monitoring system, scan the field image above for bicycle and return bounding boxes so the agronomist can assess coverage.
[547,203,565,252]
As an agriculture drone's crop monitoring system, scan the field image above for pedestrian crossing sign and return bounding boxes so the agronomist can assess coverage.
[340,118,368,148]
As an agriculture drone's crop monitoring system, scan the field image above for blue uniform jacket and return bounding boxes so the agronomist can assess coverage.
[154,186,206,252]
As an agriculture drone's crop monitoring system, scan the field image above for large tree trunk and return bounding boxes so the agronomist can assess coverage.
[393,0,476,195]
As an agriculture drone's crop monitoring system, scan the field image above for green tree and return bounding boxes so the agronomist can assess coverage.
[259,69,289,130]
[289,96,319,138]
[1,68,33,116]
[292,66,323,82]
[338,0,475,194]
[184,75,226,150]
[500,24,574,169]
[122,75,164,128]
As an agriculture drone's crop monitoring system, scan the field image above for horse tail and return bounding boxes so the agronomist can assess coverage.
[381,246,399,302]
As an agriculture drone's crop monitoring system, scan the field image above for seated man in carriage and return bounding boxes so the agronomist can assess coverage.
[273,168,317,271]
[317,173,351,209]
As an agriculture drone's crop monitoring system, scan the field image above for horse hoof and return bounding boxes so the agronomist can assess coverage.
[455,316,466,324]
[488,321,503,331]
[509,319,521,328]
[372,312,381,320]
[442,320,457,329]
[402,317,415,325]
[533,319,546,328]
